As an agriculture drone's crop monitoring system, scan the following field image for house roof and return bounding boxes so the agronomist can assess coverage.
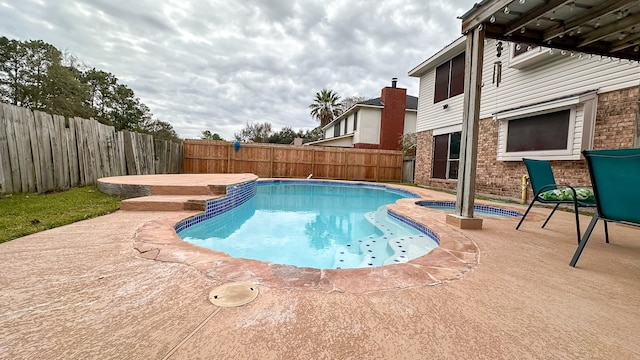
[322,95,418,130]
[357,95,419,110]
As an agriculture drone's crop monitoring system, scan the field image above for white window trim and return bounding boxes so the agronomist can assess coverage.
[508,43,557,70]
[433,131,461,180]
[496,91,597,161]
[433,124,462,136]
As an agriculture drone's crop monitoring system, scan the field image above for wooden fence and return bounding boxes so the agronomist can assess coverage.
[0,103,183,193]
[184,140,404,182]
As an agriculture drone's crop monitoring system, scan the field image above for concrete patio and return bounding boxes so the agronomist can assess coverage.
[1,178,639,359]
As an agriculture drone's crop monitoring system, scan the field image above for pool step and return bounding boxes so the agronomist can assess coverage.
[329,206,440,269]
[120,195,222,211]
[365,206,439,266]
[332,245,364,269]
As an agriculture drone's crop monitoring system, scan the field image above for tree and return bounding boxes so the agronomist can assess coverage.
[0,36,183,142]
[268,126,299,144]
[309,89,342,127]
[42,63,93,119]
[400,132,417,157]
[302,126,323,141]
[81,68,118,124]
[201,130,224,141]
[140,119,181,143]
[233,122,272,143]
[109,84,152,131]
[340,94,368,112]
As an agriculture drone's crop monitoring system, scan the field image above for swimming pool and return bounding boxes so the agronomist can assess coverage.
[177,180,439,269]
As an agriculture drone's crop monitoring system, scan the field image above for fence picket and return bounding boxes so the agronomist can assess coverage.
[0,104,13,193]
[67,117,79,186]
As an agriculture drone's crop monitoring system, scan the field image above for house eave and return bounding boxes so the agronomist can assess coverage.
[408,36,466,78]
[304,133,354,146]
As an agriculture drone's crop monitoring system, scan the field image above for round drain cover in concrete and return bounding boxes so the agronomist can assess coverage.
[209,282,258,307]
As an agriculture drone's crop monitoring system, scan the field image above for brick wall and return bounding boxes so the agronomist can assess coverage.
[415,87,640,200]
[415,130,458,192]
[379,86,407,150]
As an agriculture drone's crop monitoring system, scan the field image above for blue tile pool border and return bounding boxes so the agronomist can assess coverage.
[387,209,441,245]
[416,200,523,218]
[257,179,420,198]
[175,179,257,234]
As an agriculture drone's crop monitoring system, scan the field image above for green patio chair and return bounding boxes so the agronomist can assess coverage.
[516,158,608,244]
[570,148,640,267]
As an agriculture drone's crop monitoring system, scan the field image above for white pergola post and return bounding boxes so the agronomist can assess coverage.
[447,25,485,229]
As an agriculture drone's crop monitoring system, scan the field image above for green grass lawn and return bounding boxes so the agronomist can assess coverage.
[0,186,122,244]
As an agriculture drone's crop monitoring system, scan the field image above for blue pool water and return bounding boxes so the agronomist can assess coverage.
[178,181,439,269]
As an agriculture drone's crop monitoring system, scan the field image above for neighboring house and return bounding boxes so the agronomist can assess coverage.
[408,36,640,198]
[306,78,418,151]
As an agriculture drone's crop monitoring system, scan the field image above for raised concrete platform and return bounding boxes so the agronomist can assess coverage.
[98,174,258,211]
[98,174,258,198]
[120,195,222,211]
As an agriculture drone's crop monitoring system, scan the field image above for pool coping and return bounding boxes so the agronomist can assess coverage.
[131,179,530,293]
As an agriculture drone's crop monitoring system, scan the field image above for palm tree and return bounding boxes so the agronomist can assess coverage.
[309,89,342,127]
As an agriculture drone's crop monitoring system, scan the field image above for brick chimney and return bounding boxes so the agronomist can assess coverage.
[379,77,406,150]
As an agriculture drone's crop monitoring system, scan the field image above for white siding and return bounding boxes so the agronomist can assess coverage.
[403,111,417,134]
[324,123,337,139]
[415,41,640,133]
[415,68,465,133]
[481,42,640,119]
[315,136,354,147]
[356,108,382,144]
[343,117,351,135]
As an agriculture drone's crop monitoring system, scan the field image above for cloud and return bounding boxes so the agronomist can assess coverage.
[0,0,476,140]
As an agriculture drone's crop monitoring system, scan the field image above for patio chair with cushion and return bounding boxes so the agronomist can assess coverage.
[516,158,609,244]
[570,148,640,267]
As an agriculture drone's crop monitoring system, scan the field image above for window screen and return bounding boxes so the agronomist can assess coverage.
[434,61,451,103]
[449,53,465,98]
[506,110,570,152]
[432,134,449,179]
[434,52,465,103]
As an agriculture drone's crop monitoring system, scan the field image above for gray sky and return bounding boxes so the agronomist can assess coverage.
[0,0,476,140]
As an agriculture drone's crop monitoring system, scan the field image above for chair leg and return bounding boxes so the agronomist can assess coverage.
[603,221,609,244]
[541,203,560,229]
[573,202,581,244]
[570,213,600,267]
[516,199,537,230]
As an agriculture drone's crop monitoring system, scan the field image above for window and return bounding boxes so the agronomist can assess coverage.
[496,91,597,161]
[344,119,347,135]
[509,41,553,69]
[432,131,461,179]
[353,111,358,131]
[434,52,465,103]
[506,110,570,152]
[333,123,340,137]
